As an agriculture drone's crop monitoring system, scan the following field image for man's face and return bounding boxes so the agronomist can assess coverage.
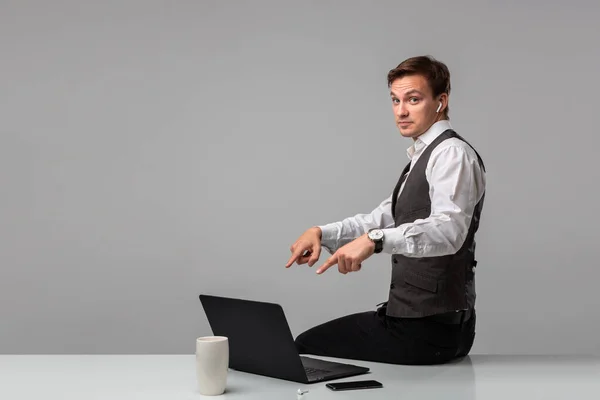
[390,74,445,140]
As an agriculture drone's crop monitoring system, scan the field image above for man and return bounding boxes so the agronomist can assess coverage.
[284,55,486,365]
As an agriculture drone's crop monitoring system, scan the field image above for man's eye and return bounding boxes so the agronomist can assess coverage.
[392,98,399,104]
[409,97,419,103]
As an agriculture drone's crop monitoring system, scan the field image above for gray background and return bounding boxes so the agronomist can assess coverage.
[1,0,599,355]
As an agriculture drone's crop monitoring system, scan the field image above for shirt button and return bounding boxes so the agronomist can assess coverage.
[392,247,397,253]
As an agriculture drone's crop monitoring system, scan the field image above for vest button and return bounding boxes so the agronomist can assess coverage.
[390,283,395,289]
[393,258,398,264]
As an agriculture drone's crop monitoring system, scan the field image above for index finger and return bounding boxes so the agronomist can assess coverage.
[285,246,305,268]
[316,254,338,274]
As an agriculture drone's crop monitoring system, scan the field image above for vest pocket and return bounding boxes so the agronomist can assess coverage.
[403,270,438,293]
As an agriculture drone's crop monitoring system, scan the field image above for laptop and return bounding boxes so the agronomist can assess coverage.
[199,294,370,384]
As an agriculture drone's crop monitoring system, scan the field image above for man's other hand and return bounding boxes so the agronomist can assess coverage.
[316,234,375,275]
[285,227,322,268]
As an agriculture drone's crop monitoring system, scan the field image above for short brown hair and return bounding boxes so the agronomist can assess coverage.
[387,55,451,118]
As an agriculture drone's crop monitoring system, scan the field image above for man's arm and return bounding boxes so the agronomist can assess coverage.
[318,194,395,254]
[286,192,397,270]
[381,144,486,257]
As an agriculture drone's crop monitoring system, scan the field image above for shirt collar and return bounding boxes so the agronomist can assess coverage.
[406,120,453,160]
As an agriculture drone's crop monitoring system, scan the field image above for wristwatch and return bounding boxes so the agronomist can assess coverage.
[367,228,384,254]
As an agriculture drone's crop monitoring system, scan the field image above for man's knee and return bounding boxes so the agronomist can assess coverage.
[294,330,313,354]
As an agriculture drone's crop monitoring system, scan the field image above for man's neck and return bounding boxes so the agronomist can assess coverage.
[412,119,449,142]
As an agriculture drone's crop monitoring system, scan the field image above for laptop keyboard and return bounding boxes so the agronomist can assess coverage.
[304,366,332,377]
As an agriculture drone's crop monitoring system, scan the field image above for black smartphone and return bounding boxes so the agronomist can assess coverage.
[326,380,383,391]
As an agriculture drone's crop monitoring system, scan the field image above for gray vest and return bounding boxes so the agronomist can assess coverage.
[386,129,486,318]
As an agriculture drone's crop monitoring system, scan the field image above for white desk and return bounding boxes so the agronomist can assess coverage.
[1,354,599,399]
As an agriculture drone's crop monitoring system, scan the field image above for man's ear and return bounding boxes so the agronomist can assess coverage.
[437,93,448,113]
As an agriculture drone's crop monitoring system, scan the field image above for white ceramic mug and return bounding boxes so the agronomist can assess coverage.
[196,336,229,396]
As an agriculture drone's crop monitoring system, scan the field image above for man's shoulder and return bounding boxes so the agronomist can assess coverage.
[429,134,484,169]
[433,135,480,156]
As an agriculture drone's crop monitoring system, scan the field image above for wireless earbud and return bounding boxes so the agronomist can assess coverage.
[436,102,442,113]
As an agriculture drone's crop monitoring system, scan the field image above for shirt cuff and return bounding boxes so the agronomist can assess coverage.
[381,226,406,255]
[318,223,339,254]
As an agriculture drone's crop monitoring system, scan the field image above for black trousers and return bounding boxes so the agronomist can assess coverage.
[294,303,476,365]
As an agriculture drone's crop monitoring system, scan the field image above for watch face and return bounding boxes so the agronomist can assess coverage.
[369,229,384,240]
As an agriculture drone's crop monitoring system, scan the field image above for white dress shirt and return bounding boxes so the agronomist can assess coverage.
[318,120,486,257]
